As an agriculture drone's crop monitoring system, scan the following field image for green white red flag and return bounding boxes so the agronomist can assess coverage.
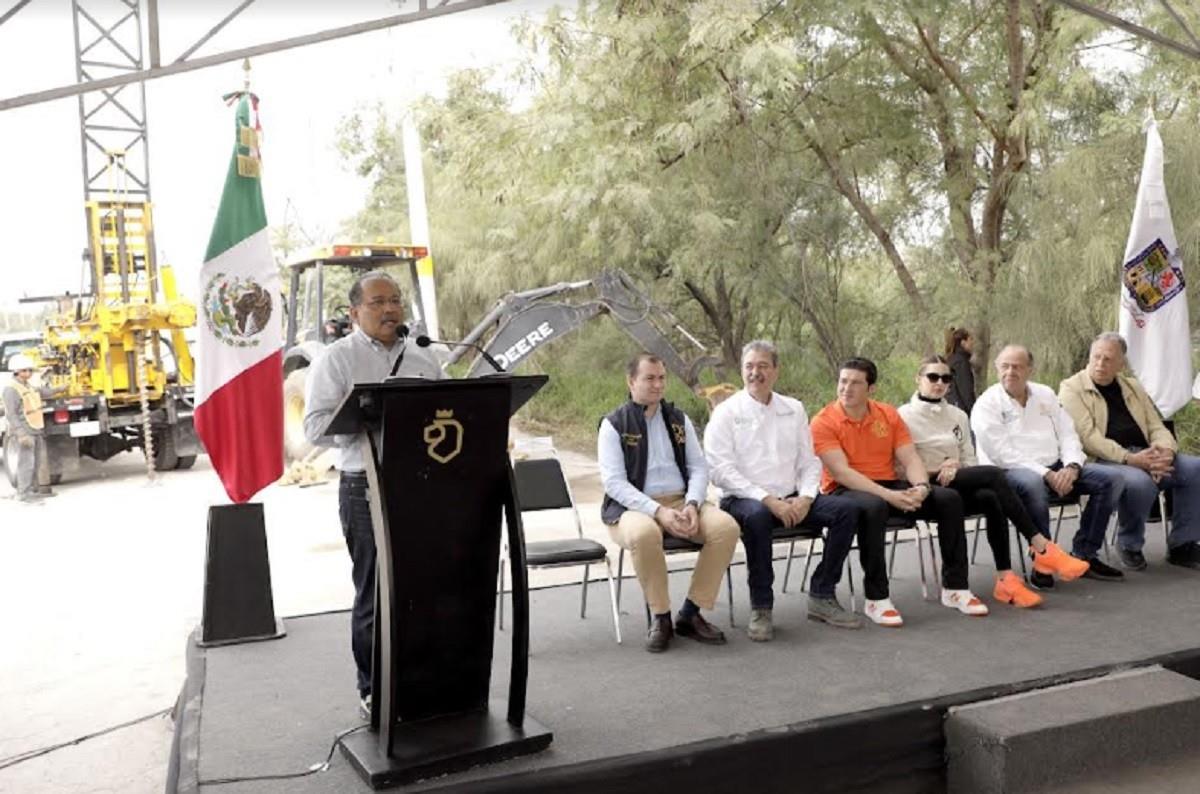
[194,93,283,502]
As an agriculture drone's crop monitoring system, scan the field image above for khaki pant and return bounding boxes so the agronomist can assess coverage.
[607,494,739,615]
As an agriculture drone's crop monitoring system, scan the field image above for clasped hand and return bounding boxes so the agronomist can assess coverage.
[936,459,959,487]
[656,503,699,538]
[1043,466,1078,497]
[886,486,927,512]
[764,495,812,528]
[1128,447,1175,483]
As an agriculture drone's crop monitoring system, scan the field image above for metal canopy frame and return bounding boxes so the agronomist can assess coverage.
[3,1,1198,118]
[0,0,510,113]
[1050,0,1200,61]
[71,0,152,200]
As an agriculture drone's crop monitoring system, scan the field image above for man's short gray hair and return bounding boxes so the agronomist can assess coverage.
[348,271,401,307]
[1092,332,1128,356]
[741,340,779,368]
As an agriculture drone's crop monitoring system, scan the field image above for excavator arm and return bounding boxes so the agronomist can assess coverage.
[456,269,722,390]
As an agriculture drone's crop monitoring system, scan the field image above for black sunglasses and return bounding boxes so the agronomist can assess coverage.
[923,372,953,384]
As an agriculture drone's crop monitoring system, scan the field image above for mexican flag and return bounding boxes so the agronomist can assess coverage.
[1117,115,1192,419]
[194,93,283,502]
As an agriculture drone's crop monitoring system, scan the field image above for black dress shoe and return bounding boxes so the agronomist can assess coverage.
[1080,556,1124,581]
[674,612,726,645]
[1167,543,1200,570]
[646,614,673,653]
[1029,570,1055,591]
[1117,547,1148,571]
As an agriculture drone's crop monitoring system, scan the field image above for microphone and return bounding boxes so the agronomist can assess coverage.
[416,334,506,374]
[386,324,412,377]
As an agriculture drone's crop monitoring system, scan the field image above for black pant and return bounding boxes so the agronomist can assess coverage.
[339,472,375,698]
[833,481,969,599]
[945,465,1039,571]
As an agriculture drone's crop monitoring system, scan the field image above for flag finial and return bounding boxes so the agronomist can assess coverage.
[242,58,252,92]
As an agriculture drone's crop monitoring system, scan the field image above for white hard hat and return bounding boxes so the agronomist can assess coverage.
[8,353,34,371]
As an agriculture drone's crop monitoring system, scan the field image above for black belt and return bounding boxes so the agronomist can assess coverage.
[341,471,368,481]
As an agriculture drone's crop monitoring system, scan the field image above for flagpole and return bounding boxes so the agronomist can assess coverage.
[194,68,285,646]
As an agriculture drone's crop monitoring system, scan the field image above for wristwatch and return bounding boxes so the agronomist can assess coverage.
[1066,462,1082,473]
[914,482,931,492]
[686,499,700,510]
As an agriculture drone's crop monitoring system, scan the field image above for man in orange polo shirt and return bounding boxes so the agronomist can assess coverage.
[811,357,985,627]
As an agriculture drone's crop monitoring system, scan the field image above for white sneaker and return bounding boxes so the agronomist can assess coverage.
[941,589,989,616]
[864,598,904,627]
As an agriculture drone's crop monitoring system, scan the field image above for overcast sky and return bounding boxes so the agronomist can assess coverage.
[0,0,559,311]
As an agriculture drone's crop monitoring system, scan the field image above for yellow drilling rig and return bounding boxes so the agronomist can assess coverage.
[5,154,201,484]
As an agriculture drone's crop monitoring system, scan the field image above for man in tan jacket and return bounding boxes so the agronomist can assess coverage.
[1059,332,1200,571]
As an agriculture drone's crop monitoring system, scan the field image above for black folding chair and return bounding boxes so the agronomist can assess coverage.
[1103,490,1170,559]
[615,533,737,626]
[992,493,1079,569]
[883,515,942,600]
[778,525,858,611]
[500,456,621,644]
[1048,493,1082,545]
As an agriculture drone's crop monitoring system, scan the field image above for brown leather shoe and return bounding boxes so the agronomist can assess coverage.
[674,612,726,645]
[645,614,673,653]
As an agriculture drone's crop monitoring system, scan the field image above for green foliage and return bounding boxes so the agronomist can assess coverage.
[514,319,708,447]
[336,0,1200,431]
[1172,401,1200,456]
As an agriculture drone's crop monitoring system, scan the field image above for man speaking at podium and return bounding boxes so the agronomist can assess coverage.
[303,271,443,717]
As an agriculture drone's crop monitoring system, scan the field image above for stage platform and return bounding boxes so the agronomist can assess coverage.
[169,529,1200,793]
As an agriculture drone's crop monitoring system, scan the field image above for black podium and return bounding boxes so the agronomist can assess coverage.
[324,375,553,788]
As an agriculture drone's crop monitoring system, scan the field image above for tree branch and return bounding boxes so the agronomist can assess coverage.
[913,19,1005,141]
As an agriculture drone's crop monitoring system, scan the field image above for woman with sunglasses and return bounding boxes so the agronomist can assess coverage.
[898,356,1089,607]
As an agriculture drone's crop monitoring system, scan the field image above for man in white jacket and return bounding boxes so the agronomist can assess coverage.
[971,345,1123,587]
[704,341,864,641]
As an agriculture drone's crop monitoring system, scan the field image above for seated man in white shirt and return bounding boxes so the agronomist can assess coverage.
[598,353,740,653]
[971,344,1122,587]
[704,340,863,641]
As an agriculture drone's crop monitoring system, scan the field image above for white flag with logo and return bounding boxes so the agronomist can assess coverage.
[1117,115,1192,419]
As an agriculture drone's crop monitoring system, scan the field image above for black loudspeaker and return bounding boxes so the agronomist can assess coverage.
[198,503,285,647]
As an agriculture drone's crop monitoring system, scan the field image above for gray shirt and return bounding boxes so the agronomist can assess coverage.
[2,380,38,436]
[302,328,443,472]
[597,407,707,517]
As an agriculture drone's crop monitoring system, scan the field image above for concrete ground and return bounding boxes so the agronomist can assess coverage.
[0,435,612,794]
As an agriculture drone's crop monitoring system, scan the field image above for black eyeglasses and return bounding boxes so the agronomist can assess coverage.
[923,372,953,384]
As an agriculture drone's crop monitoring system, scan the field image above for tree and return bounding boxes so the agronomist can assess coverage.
[338,0,1200,389]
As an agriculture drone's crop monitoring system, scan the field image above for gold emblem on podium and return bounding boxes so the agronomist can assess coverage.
[424,409,464,464]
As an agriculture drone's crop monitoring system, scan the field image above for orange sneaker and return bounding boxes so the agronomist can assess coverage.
[993,571,1044,608]
[1031,542,1089,581]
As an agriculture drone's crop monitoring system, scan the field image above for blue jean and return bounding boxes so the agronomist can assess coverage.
[1004,464,1121,559]
[1094,454,1200,551]
[339,472,376,698]
[720,494,860,606]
